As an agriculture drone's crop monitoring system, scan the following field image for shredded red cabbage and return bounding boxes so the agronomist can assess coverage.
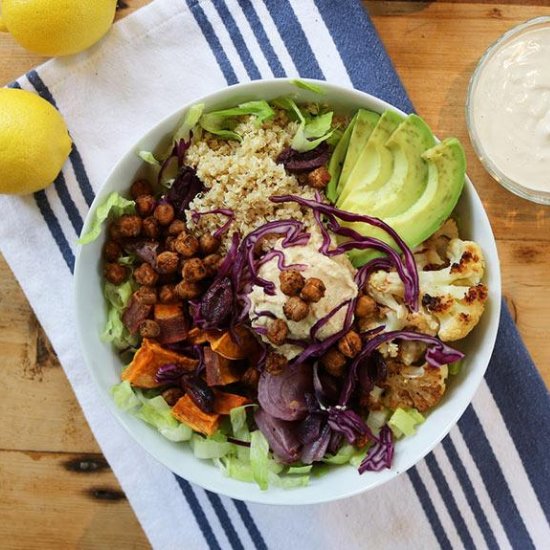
[165,166,204,217]
[327,407,375,446]
[358,425,394,473]
[277,142,330,173]
[155,363,185,383]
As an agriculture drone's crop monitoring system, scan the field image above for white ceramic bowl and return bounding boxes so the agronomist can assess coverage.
[75,79,501,505]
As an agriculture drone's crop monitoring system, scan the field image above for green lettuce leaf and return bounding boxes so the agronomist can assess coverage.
[250,430,270,490]
[292,79,326,95]
[449,359,463,376]
[191,433,235,459]
[111,381,140,411]
[173,103,205,143]
[199,100,275,141]
[138,150,160,166]
[388,408,425,438]
[78,192,135,245]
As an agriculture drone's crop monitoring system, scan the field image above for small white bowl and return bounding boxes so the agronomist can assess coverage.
[75,79,501,505]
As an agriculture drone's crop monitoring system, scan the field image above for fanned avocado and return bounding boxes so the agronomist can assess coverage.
[335,109,380,196]
[347,138,466,267]
[336,110,404,206]
[340,114,436,218]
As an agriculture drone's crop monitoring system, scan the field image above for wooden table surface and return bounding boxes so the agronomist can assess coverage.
[1,1,549,547]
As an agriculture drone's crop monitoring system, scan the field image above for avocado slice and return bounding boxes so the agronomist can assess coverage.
[336,110,404,206]
[335,109,380,197]
[347,138,466,266]
[340,114,436,218]
[326,112,357,202]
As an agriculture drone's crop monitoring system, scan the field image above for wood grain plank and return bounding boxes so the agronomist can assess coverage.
[0,450,149,549]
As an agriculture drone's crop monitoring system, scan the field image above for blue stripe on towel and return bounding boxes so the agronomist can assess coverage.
[211,0,261,80]
[236,0,286,77]
[441,437,499,549]
[232,499,268,550]
[408,468,452,549]
[262,0,324,79]
[185,0,238,85]
[205,491,245,550]
[175,476,222,550]
[424,453,476,550]
[312,0,413,113]
[459,406,535,549]
[27,70,96,208]
[485,304,550,525]
[33,190,75,273]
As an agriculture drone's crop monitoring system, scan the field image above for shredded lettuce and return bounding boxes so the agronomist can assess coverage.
[449,359,463,376]
[101,280,137,349]
[174,103,205,144]
[388,408,425,438]
[199,100,275,141]
[78,192,135,245]
[138,150,160,166]
[273,97,335,152]
[268,471,310,488]
[366,408,390,436]
[250,430,270,490]
[287,465,312,475]
[104,280,134,310]
[111,381,140,411]
[215,456,255,483]
[292,79,326,95]
[191,433,235,459]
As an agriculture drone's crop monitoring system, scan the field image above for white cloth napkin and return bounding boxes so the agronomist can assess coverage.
[2,1,549,548]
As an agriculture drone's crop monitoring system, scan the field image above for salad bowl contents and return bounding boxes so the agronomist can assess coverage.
[75,79,500,504]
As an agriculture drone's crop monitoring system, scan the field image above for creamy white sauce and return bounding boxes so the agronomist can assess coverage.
[248,238,358,360]
[471,25,550,193]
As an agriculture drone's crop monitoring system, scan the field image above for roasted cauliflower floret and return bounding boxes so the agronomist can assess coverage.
[381,360,449,412]
[414,219,459,269]
[367,237,488,342]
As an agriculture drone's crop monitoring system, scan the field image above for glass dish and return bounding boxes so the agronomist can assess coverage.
[466,17,550,206]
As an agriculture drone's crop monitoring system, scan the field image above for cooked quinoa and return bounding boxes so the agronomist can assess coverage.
[185,110,318,245]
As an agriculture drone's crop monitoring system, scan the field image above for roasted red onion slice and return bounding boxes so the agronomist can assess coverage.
[254,408,301,464]
[257,362,313,421]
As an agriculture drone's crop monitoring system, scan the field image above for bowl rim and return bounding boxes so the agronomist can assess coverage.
[465,16,550,206]
[75,77,502,505]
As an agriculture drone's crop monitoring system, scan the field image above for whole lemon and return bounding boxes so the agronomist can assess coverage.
[0,88,72,195]
[0,0,117,56]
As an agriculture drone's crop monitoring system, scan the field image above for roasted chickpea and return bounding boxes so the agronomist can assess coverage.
[175,232,200,257]
[167,219,186,236]
[321,348,347,377]
[279,269,305,297]
[117,214,142,238]
[103,240,122,262]
[135,194,156,217]
[242,366,260,389]
[142,216,160,239]
[134,263,159,286]
[161,387,184,406]
[307,166,331,189]
[154,202,175,226]
[164,236,177,253]
[182,257,207,282]
[266,318,289,346]
[175,280,202,300]
[134,286,157,305]
[108,221,123,242]
[203,254,222,277]
[355,295,378,318]
[300,277,326,303]
[156,251,179,275]
[265,352,288,375]
[159,284,179,304]
[139,319,160,338]
[283,296,309,322]
[199,233,221,255]
[131,179,153,199]
[104,262,128,285]
[338,330,362,358]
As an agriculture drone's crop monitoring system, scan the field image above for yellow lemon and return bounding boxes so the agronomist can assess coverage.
[0,0,117,56]
[0,88,72,195]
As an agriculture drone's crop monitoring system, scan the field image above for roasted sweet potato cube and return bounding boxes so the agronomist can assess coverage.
[154,303,188,344]
[171,394,220,436]
[121,338,198,388]
[214,391,250,415]
[122,296,152,334]
[204,348,241,387]
[188,327,209,345]
[208,326,258,360]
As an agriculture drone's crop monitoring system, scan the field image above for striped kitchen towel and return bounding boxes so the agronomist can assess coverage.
[1,0,549,548]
